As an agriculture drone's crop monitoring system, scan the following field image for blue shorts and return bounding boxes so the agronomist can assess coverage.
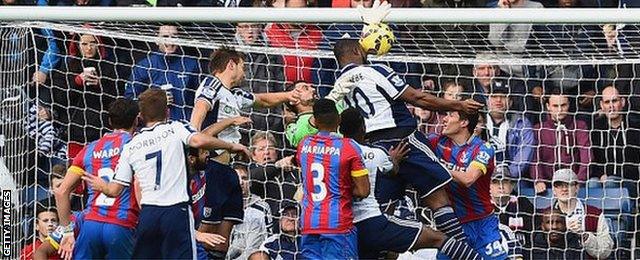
[373,131,452,202]
[73,220,134,259]
[301,229,358,260]
[133,203,197,259]
[201,160,244,225]
[462,215,508,260]
[356,215,422,259]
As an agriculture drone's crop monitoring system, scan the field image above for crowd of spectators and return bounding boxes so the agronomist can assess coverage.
[6,0,640,259]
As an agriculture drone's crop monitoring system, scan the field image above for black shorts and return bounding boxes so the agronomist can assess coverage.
[201,160,244,225]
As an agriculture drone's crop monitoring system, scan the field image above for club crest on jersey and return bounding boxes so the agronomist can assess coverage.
[459,150,469,164]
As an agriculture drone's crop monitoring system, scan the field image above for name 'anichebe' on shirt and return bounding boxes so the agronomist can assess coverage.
[127,128,176,153]
[300,145,340,156]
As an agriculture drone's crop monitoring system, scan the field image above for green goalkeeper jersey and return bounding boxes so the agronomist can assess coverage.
[286,102,345,147]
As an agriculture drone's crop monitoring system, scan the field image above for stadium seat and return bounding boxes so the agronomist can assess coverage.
[580,187,632,213]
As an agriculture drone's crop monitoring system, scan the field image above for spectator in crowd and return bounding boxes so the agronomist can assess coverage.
[264,0,323,83]
[490,165,535,258]
[249,203,302,260]
[531,88,591,194]
[487,0,542,78]
[485,84,535,179]
[531,207,584,259]
[550,169,614,259]
[50,30,122,158]
[228,165,273,259]
[125,24,203,121]
[590,86,640,196]
[417,81,465,134]
[26,101,67,186]
[249,131,299,220]
[235,23,286,139]
[471,52,528,114]
[20,206,59,260]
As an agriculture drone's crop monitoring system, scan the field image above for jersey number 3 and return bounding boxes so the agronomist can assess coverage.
[310,162,327,202]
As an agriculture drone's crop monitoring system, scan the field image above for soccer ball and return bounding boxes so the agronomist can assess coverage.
[359,23,396,56]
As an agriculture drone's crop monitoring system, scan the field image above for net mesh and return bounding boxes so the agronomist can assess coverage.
[4,20,640,259]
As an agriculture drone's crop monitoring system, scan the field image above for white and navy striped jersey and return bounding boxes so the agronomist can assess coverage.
[353,143,394,223]
[337,63,416,133]
[498,223,523,259]
[194,75,255,145]
[113,121,196,206]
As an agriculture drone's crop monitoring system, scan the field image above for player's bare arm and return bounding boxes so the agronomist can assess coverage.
[202,116,252,137]
[388,141,410,176]
[253,89,301,108]
[190,99,212,131]
[351,174,371,199]
[53,168,82,226]
[82,173,126,198]
[450,166,484,188]
[399,86,483,114]
[188,132,251,158]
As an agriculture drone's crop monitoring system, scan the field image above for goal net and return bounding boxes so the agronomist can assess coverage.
[4,11,640,259]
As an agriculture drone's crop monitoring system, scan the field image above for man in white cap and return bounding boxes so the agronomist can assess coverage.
[550,168,613,259]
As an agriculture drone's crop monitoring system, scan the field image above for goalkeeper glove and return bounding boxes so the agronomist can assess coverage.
[357,0,392,25]
[325,76,356,103]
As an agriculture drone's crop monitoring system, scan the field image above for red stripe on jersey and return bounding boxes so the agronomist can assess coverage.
[302,137,317,232]
[339,140,357,230]
[318,136,332,230]
[456,145,476,219]
[105,135,123,220]
[88,140,106,210]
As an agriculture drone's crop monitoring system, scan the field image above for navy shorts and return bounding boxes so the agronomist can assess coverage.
[356,215,422,259]
[373,131,452,203]
[73,220,135,259]
[202,160,244,225]
[133,203,197,259]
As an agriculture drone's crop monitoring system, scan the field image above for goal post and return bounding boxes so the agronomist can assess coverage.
[1,7,640,259]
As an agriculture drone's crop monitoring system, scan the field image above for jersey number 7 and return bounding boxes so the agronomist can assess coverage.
[146,151,162,191]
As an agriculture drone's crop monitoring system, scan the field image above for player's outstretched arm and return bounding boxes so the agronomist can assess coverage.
[254,89,301,108]
[33,239,56,260]
[399,87,483,114]
[53,168,82,226]
[82,173,126,198]
[202,116,252,137]
[189,133,251,158]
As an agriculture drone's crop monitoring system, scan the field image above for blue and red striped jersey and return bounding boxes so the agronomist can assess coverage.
[427,134,495,223]
[296,131,368,234]
[190,170,207,227]
[69,131,138,228]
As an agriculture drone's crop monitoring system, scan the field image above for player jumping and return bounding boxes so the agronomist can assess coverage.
[330,38,483,258]
[426,109,507,259]
[339,108,483,259]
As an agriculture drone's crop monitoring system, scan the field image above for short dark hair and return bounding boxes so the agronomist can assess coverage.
[544,87,565,104]
[209,46,245,74]
[109,98,139,130]
[456,101,480,134]
[313,99,339,128]
[138,89,167,123]
[339,108,365,138]
[35,204,57,220]
[333,39,361,63]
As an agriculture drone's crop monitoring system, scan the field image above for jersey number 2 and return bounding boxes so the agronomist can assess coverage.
[146,151,162,191]
[95,168,116,206]
[310,162,327,202]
